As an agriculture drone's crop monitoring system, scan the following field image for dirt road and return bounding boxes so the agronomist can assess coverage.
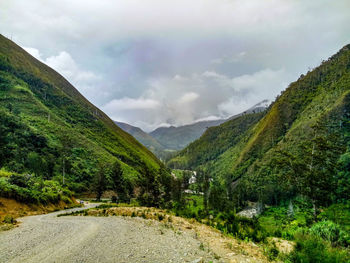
[0,204,216,263]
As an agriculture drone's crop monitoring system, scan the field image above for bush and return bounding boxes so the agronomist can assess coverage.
[8,174,29,188]
[215,212,267,242]
[264,242,279,261]
[111,196,117,203]
[287,233,350,263]
[309,220,350,247]
[3,214,16,224]
[0,169,12,178]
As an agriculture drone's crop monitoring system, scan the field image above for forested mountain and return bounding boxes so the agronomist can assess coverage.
[169,44,350,208]
[0,35,170,206]
[150,100,269,151]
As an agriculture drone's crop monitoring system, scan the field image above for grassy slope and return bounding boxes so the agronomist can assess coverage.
[169,44,350,182]
[0,34,162,183]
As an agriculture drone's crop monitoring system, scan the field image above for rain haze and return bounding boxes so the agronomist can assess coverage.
[1,0,349,131]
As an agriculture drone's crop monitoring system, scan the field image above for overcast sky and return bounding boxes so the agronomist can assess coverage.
[1,0,349,131]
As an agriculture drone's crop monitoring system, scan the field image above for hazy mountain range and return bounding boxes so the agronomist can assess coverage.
[115,100,270,158]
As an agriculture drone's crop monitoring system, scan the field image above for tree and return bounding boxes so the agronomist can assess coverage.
[94,163,107,201]
[58,132,74,185]
[26,152,43,177]
[198,169,210,215]
[137,167,160,206]
[110,161,130,202]
[209,178,227,211]
[273,130,344,220]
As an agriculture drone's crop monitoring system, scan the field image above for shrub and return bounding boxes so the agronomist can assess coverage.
[264,242,279,261]
[111,196,117,203]
[309,220,350,246]
[287,233,350,263]
[8,174,29,188]
[3,214,16,224]
[0,169,12,178]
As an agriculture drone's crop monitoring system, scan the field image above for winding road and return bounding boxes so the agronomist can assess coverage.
[0,204,215,263]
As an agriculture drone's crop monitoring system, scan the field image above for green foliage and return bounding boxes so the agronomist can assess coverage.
[318,203,350,232]
[0,168,13,177]
[309,220,350,247]
[0,176,72,204]
[215,213,267,242]
[167,112,264,172]
[287,233,350,263]
[2,215,16,224]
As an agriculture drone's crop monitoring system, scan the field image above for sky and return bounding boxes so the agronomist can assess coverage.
[1,0,349,131]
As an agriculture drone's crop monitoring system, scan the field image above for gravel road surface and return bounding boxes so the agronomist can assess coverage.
[0,204,215,263]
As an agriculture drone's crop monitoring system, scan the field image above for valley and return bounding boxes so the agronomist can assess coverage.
[1,2,350,262]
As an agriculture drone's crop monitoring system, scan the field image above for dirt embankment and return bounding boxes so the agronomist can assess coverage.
[0,197,79,229]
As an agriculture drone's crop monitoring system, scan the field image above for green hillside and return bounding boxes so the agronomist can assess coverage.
[167,111,266,175]
[169,44,350,206]
[0,35,169,206]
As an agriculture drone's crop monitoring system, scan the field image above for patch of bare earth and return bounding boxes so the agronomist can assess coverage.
[0,197,79,230]
[82,206,270,263]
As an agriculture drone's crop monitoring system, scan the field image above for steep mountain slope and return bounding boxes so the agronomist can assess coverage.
[0,34,164,194]
[115,121,165,152]
[169,44,350,205]
[150,101,269,151]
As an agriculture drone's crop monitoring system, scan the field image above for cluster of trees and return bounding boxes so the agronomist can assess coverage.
[93,162,174,207]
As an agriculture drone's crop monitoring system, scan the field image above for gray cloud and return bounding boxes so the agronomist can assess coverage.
[1,0,349,131]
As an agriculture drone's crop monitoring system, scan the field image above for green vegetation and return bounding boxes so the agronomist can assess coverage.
[286,233,350,263]
[0,34,171,208]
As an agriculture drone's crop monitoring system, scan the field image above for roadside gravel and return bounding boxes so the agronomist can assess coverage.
[0,204,216,263]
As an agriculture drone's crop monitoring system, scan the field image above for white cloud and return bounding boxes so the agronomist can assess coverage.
[194,115,223,122]
[102,98,160,111]
[23,47,42,60]
[178,92,199,104]
[102,68,288,131]
[44,51,100,83]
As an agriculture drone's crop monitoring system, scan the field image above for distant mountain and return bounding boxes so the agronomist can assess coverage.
[149,100,270,151]
[115,121,165,152]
